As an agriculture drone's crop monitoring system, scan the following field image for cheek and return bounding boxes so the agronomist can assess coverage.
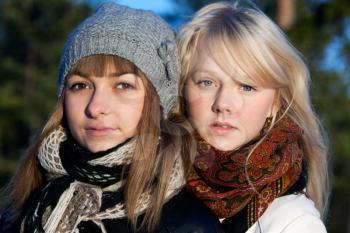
[185,93,211,125]
[243,96,274,136]
[63,96,86,144]
[64,93,91,140]
[64,95,83,126]
[185,85,214,114]
[131,103,144,126]
[119,97,144,130]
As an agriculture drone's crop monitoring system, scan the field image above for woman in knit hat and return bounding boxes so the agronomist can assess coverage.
[176,2,329,232]
[0,3,223,233]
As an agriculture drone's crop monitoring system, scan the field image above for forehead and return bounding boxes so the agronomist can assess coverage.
[190,36,282,88]
[191,40,250,83]
[68,64,123,79]
[67,55,139,80]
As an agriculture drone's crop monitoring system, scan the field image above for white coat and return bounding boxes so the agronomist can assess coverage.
[246,193,327,233]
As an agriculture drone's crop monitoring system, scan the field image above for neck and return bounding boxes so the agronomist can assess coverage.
[188,116,304,223]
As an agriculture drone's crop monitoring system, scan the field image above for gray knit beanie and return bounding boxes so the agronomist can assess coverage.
[58,2,180,116]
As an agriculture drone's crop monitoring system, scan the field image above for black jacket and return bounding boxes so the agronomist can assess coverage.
[0,188,224,233]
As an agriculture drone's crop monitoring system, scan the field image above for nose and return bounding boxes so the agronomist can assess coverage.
[212,87,243,114]
[85,88,111,118]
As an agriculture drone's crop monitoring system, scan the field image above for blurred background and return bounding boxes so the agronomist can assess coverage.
[0,0,349,232]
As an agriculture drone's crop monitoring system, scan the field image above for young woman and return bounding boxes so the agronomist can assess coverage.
[0,3,223,233]
[177,2,330,232]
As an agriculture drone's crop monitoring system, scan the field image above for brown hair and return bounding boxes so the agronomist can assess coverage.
[2,54,195,231]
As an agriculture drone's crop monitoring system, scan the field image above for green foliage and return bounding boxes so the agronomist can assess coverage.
[286,3,350,232]
[0,0,92,159]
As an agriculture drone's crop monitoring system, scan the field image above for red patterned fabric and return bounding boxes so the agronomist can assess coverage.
[187,117,303,225]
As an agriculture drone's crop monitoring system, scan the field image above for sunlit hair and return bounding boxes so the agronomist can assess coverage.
[176,1,330,217]
[1,54,194,231]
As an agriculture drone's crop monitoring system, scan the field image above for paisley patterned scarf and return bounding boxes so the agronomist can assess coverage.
[187,116,304,228]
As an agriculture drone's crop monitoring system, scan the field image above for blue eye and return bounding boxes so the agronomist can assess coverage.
[241,84,255,92]
[198,80,214,87]
[116,82,135,90]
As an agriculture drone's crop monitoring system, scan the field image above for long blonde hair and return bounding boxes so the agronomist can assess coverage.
[2,54,193,231]
[176,2,330,217]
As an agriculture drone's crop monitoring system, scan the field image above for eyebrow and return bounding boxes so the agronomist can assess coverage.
[192,69,253,85]
[69,70,134,79]
[191,69,217,78]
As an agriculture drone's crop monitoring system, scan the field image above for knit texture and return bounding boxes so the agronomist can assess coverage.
[19,126,185,232]
[58,2,180,116]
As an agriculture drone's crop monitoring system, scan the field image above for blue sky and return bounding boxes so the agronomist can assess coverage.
[86,0,189,29]
[116,0,176,13]
[87,0,177,14]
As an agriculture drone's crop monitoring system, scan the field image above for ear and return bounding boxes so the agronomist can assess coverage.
[269,91,280,118]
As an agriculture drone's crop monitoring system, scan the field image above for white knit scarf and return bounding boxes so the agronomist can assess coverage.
[22,126,185,233]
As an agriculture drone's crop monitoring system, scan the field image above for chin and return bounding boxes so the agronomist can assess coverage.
[209,141,234,151]
[85,137,126,153]
[86,144,113,153]
[214,145,236,151]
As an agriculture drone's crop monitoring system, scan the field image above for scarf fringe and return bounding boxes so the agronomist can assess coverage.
[22,126,185,232]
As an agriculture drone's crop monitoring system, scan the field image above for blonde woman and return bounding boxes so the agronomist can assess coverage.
[177,1,329,232]
[0,3,223,233]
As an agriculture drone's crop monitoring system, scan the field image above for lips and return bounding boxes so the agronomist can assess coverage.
[85,126,116,137]
[210,121,236,135]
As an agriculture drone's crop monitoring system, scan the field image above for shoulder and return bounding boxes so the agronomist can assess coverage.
[0,207,18,233]
[247,193,327,233]
[158,188,224,233]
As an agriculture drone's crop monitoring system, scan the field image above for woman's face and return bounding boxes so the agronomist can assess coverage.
[64,64,145,153]
[184,50,276,151]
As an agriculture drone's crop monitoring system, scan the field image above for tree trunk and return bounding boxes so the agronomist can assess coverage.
[276,0,295,30]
